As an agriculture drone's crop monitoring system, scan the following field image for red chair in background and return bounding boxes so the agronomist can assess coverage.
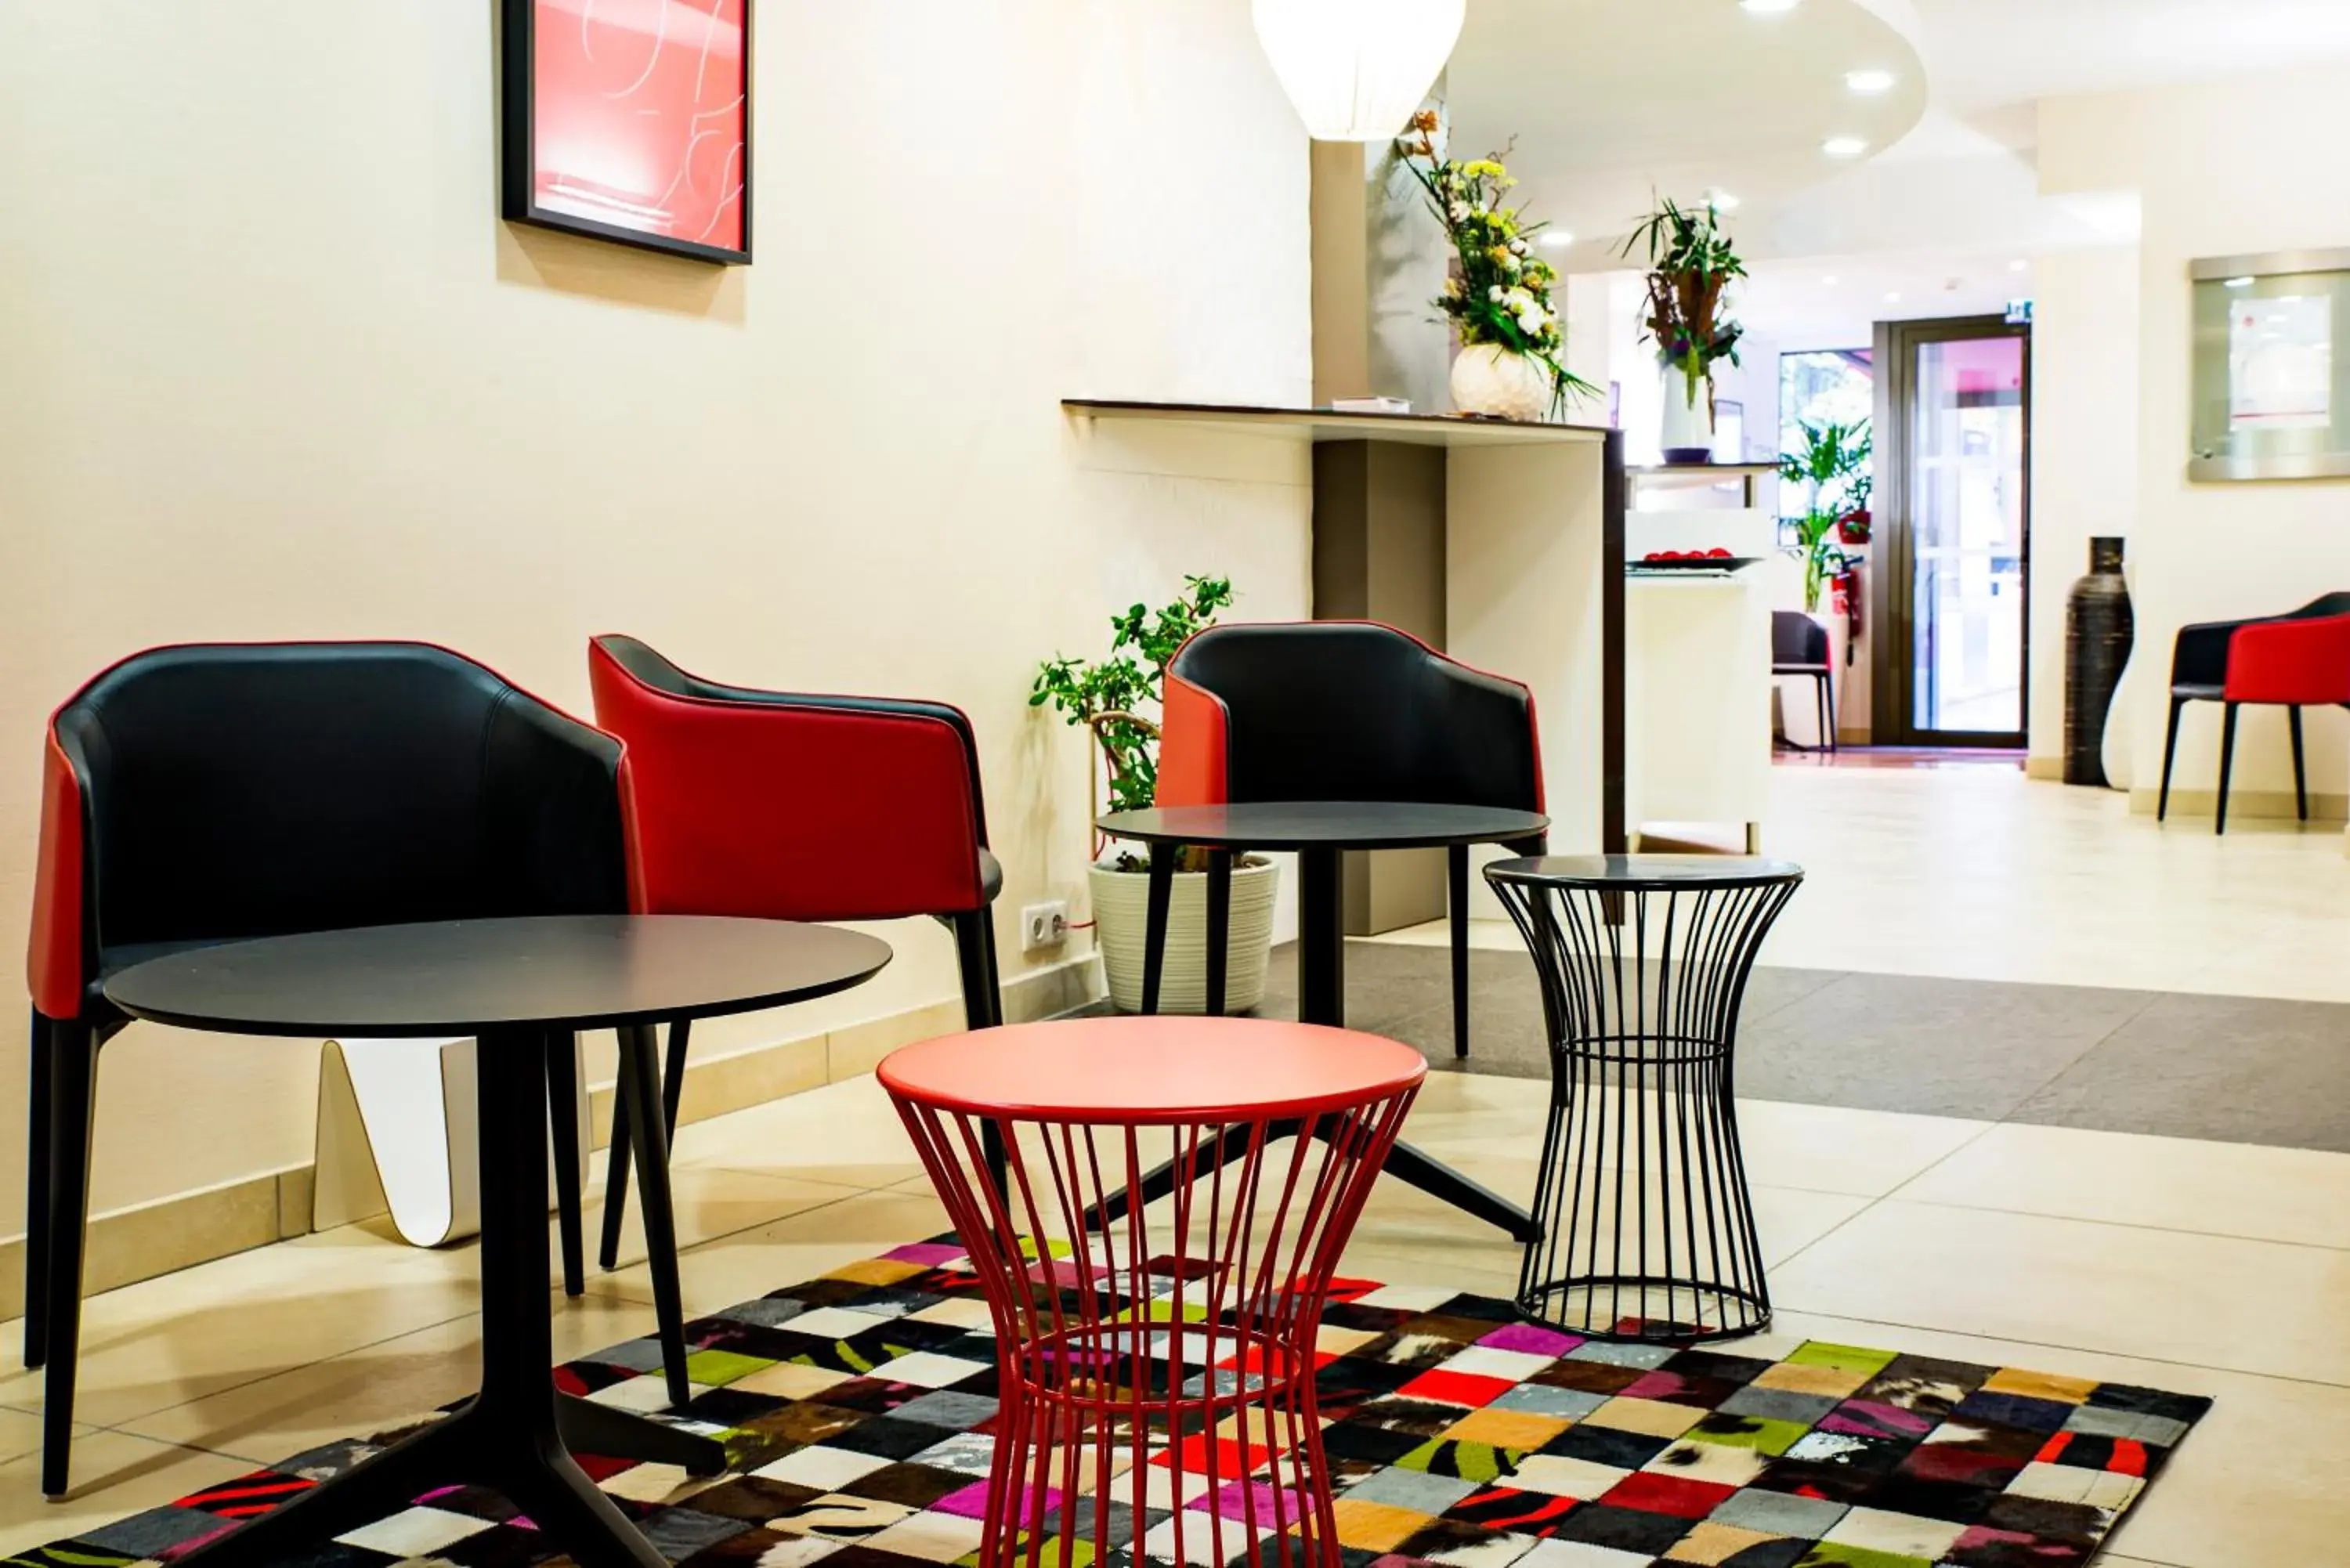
[2159,593,2350,833]
[586,635,1005,1270]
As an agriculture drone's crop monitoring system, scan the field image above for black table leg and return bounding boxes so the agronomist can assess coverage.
[175,1028,710,1568]
[1297,846,1345,1027]
[1141,844,1176,1015]
[1375,1142,1542,1243]
[1205,850,1232,1017]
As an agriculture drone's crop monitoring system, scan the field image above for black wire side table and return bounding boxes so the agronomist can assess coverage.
[1485,855,1803,1345]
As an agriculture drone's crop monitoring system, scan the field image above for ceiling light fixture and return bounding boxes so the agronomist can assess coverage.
[1884,291,1903,303]
[2008,258,2029,272]
[1707,190,1741,211]
[2224,276,2255,289]
[1823,136,1867,159]
[1822,275,1840,285]
[1741,0,1801,13]
[1539,231,1575,249]
[1845,69,1896,95]
[1251,0,1466,143]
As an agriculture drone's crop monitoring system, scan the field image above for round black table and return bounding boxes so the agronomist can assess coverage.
[1095,801,1549,1242]
[103,916,892,1568]
[1484,856,1803,1343]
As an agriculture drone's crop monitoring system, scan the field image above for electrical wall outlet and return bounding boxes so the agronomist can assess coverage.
[1021,901,1070,952]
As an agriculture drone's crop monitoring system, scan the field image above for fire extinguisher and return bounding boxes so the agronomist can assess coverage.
[1831,562,1864,663]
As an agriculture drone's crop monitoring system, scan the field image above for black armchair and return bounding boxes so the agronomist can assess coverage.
[1157,621,1546,1056]
[24,642,640,1496]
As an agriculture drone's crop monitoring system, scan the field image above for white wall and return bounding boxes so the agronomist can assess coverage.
[0,2,1312,1226]
[2026,246,2143,769]
[2039,66,2350,809]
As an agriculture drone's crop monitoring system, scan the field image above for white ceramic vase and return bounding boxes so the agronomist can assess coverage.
[1659,363,1715,463]
[1090,858,1279,1014]
[1451,343,1554,422]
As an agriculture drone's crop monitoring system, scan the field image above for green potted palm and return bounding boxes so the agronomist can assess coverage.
[1031,576,1278,1014]
[1781,418,1871,612]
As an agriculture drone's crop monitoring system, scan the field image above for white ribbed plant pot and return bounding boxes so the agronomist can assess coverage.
[1451,344,1553,422]
[1659,365,1715,463]
[1090,858,1279,1015]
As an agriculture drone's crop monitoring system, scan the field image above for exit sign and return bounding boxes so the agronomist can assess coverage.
[2005,298,2035,324]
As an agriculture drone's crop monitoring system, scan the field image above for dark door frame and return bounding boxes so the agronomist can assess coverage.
[1870,314,2034,747]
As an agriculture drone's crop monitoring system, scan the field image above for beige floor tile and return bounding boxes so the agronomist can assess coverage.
[1770,1306,2348,1568]
[580,1163,873,1271]
[1770,1198,2350,1386]
[0,1429,253,1555]
[0,1228,482,1429]
[1896,1122,2350,1249]
[588,1188,953,1317]
[0,1406,44,1467]
[1735,1100,1993,1198]
[124,1292,662,1465]
[670,1074,927,1190]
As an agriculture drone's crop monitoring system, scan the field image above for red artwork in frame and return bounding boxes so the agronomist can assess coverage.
[501,0,751,264]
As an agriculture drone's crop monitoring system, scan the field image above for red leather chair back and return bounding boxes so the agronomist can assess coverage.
[2225,612,2350,706]
[589,636,991,923]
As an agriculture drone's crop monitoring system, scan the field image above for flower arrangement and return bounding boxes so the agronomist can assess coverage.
[1781,417,1871,612]
[1623,197,1748,408]
[1397,112,1596,417]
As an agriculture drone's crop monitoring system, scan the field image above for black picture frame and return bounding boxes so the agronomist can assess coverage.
[498,0,754,266]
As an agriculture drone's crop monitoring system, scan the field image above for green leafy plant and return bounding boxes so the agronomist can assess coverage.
[1396,112,1598,417]
[1622,197,1747,408]
[1031,575,1234,822]
[1780,418,1872,612]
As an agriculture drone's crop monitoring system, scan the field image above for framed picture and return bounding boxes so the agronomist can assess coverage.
[500,0,751,265]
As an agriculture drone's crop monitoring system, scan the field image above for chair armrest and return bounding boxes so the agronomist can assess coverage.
[2224,613,2350,706]
[481,693,633,917]
[2171,619,2250,689]
[1424,661,1545,813]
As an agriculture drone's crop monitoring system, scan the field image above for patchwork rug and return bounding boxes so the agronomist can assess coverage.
[26,1241,2208,1568]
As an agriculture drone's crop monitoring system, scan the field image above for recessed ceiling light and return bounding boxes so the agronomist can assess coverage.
[1824,136,1867,160]
[1707,190,1741,211]
[2224,276,2255,288]
[1884,291,1903,303]
[2008,258,2028,273]
[1539,231,1575,249]
[1741,0,1800,12]
[1846,69,1896,95]
[1822,275,1840,285]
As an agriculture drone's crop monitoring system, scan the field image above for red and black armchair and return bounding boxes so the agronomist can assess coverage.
[585,634,1005,1259]
[1157,620,1546,1054]
[23,642,644,1498]
[2159,592,2350,833]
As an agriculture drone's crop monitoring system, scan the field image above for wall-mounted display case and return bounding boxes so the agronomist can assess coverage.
[2191,248,2350,482]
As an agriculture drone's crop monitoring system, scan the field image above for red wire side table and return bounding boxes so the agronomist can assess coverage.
[879,1017,1424,1568]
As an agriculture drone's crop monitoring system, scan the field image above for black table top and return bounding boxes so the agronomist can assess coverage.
[1486,854,1804,891]
[1097,800,1550,852]
[102,916,894,1039]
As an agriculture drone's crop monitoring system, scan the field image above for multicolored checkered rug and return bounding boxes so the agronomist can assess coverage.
[30,1239,2207,1568]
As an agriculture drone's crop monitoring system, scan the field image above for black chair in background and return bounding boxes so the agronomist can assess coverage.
[1155,620,1546,1057]
[1772,610,1836,753]
[22,642,672,1497]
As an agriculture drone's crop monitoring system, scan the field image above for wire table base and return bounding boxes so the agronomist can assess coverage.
[1488,858,1803,1344]
[882,1023,1419,1568]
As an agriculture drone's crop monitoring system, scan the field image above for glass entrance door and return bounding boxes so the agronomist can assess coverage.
[1900,326,2029,742]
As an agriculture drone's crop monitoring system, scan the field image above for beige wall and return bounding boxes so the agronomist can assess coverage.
[2040,67,2350,808]
[0,2,1312,1228]
[2026,246,2143,771]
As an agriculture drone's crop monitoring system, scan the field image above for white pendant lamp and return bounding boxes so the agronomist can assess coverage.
[1252,0,1469,143]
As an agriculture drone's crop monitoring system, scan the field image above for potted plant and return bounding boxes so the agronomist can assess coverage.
[1781,418,1871,612]
[1397,112,1598,422]
[1030,576,1280,1014]
[1623,197,1747,462]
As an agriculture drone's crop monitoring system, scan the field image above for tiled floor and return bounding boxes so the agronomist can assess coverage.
[2,767,2345,1567]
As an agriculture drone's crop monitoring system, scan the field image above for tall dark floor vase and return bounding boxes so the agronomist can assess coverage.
[2065,536,2133,786]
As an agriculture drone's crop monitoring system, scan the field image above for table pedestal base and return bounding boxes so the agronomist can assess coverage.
[177,1030,714,1568]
